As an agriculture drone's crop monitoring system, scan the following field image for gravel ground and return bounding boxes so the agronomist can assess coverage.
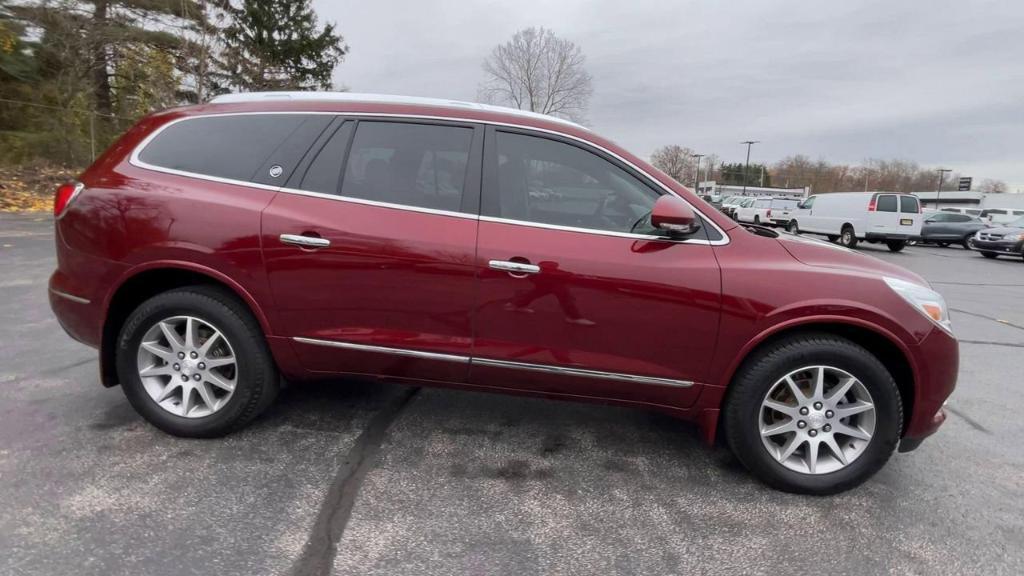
[1,213,1021,575]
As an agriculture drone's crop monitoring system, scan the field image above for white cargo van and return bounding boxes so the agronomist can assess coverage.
[786,192,923,252]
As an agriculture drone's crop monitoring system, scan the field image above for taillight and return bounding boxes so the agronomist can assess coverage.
[54,182,84,219]
[868,197,877,211]
[767,209,772,217]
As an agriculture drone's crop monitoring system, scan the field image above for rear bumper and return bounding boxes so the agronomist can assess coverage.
[865,232,920,242]
[968,238,1024,255]
[49,270,103,348]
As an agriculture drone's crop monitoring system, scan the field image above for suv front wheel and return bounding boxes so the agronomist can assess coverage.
[724,334,902,494]
[116,286,279,437]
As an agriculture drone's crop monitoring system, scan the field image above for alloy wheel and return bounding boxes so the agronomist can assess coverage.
[759,365,876,474]
[136,315,238,418]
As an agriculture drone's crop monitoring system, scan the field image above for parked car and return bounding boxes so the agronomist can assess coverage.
[700,194,723,209]
[719,195,744,217]
[728,197,755,219]
[786,192,923,252]
[938,207,983,217]
[967,216,1024,260]
[736,197,800,226]
[980,208,1024,225]
[49,92,957,494]
[918,212,988,248]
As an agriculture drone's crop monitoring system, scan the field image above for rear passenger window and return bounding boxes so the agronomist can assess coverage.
[899,195,919,213]
[138,115,308,181]
[340,122,473,212]
[876,195,897,212]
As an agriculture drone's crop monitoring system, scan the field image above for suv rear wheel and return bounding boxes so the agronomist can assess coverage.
[116,286,279,437]
[786,220,799,234]
[723,334,902,494]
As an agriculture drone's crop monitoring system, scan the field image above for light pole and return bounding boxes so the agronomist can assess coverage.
[741,140,759,195]
[692,154,705,193]
[936,168,951,210]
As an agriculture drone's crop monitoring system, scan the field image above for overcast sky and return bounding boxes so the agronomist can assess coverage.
[315,0,1024,190]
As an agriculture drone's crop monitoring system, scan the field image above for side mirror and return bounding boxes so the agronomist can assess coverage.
[651,195,700,236]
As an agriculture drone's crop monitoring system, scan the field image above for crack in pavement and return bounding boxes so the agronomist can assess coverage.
[289,386,420,576]
[958,339,1024,349]
[932,281,1024,287]
[950,308,1024,332]
[945,404,993,435]
[5,357,96,384]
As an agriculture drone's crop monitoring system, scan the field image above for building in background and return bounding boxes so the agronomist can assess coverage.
[697,181,808,199]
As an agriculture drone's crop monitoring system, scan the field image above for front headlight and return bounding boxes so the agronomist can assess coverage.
[1003,232,1024,242]
[884,276,952,334]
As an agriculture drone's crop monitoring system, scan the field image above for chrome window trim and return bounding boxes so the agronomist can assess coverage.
[49,288,91,305]
[128,111,729,245]
[292,337,693,388]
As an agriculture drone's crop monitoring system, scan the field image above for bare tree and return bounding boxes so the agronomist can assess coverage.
[650,144,697,185]
[479,27,593,122]
[978,178,1008,193]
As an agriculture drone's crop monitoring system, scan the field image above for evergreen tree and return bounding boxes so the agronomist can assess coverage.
[222,0,346,92]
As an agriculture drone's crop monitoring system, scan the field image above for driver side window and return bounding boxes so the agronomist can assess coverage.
[486,130,660,234]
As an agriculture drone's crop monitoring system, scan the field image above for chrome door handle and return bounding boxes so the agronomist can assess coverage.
[489,260,540,275]
[280,234,330,248]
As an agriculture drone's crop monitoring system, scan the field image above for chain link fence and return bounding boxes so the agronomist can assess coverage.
[0,98,136,168]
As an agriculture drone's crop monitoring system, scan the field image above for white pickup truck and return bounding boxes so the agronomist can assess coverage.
[735,197,801,227]
[785,192,923,252]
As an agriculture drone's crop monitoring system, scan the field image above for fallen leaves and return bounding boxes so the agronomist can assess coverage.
[0,164,79,213]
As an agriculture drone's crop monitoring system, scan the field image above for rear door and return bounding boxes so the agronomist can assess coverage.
[898,194,923,236]
[867,193,901,234]
[261,118,484,383]
[469,126,721,407]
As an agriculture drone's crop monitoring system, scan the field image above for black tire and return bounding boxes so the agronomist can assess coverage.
[753,216,761,225]
[723,333,902,495]
[827,235,839,243]
[961,236,972,249]
[116,285,279,437]
[981,251,998,259]
[787,220,799,234]
[886,240,906,252]
[839,226,858,248]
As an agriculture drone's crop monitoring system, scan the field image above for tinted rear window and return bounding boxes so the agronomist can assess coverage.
[876,195,897,212]
[340,121,473,212]
[138,115,309,181]
[899,195,919,213]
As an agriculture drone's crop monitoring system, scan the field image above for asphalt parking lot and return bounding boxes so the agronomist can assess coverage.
[2,212,1022,576]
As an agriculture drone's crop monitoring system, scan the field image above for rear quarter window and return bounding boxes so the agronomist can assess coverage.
[137,114,309,181]
[875,195,898,212]
[899,195,919,213]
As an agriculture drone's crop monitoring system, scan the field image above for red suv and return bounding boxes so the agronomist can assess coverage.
[49,93,957,493]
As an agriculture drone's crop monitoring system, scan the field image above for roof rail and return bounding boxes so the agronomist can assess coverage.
[208,91,586,130]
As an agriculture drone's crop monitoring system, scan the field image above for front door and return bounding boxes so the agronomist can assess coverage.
[261,118,484,383]
[469,127,722,408]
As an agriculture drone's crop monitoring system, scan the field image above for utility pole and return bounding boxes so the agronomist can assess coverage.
[936,168,951,210]
[741,140,759,195]
[692,154,705,193]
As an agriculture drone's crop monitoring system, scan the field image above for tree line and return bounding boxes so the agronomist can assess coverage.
[650,145,1009,194]
[0,0,346,166]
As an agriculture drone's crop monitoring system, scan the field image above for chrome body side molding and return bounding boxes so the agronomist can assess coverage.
[292,337,694,388]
